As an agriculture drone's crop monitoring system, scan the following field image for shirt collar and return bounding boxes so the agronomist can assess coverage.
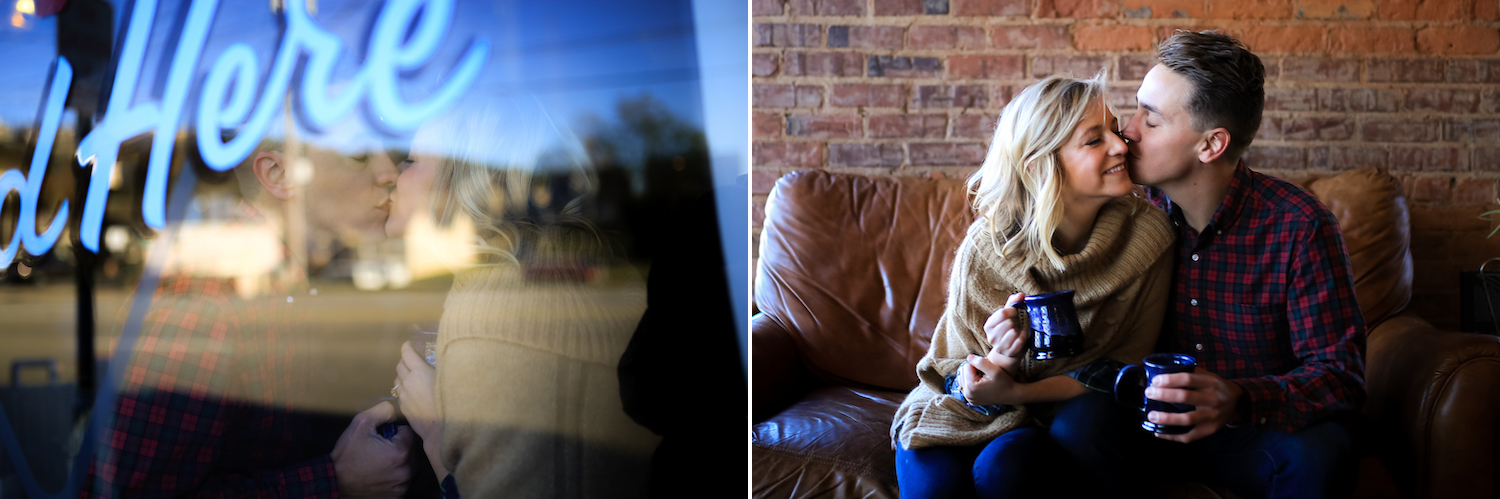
[1162,160,1251,235]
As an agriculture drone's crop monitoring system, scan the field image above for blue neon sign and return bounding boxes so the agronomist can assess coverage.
[2,0,489,266]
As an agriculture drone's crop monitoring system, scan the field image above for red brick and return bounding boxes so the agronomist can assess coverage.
[784,52,864,77]
[786,114,861,138]
[874,0,923,14]
[795,86,824,108]
[1330,27,1415,54]
[1206,0,1294,19]
[829,26,905,50]
[869,56,942,78]
[1123,0,1205,18]
[830,84,908,108]
[953,114,1001,138]
[1265,88,1317,111]
[756,24,824,47]
[1258,117,1286,141]
[1032,55,1111,79]
[1109,85,1140,110]
[955,0,1030,16]
[915,85,991,108]
[753,54,779,77]
[949,55,1025,79]
[1280,57,1359,82]
[754,142,827,167]
[753,0,784,15]
[1368,59,1447,82]
[789,0,866,16]
[1244,26,1327,53]
[869,114,948,138]
[1455,177,1496,205]
[754,84,795,108]
[1479,0,1500,21]
[1294,0,1374,19]
[752,170,784,194]
[1118,55,1155,80]
[1475,148,1500,171]
[1486,91,1500,113]
[829,143,904,167]
[1444,119,1500,141]
[1448,60,1500,83]
[1418,27,1500,56]
[1038,0,1118,18]
[1284,117,1355,141]
[909,143,988,165]
[1379,0,1465,20]
[989,25,1071,50]
[1246,146,1307,168]
[1406,88,1481,113]
[754,113,783,138]
[993,85,1023,109]
[909,26,988,50]
[1263,57,1282,80]
[1311,146,1390,169]
[1317,88,1400,112]
[1393,146,1467,171]
[1363,119,1440,142]
[1409,176,1454,202]
[1074,25,1154,52]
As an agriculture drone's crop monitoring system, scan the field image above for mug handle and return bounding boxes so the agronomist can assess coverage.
[1114,363,1146,409]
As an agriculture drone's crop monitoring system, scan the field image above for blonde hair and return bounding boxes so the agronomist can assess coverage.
[968,71,1112,271]
[417,97,606,266]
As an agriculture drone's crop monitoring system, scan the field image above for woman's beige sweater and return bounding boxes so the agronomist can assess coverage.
[435,265,661,498]
[891,196,1175,450]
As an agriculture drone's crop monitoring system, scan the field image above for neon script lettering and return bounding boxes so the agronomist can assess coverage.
[0,0,489,265]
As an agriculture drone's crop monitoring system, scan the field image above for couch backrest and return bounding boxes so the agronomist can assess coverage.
[756,170,974,391]
[1307,167,1414,328]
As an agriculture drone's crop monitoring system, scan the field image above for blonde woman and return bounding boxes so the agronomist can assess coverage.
[890,73,1175,498]
[388,98,658,498]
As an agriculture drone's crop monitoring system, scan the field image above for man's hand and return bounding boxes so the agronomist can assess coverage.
[332,401,413,498]
[1144,367,1245,443]
[961,354,1024,406]
[983,293,1029,376]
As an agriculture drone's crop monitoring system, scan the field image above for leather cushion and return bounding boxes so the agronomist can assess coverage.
[756,170,973,391]
[752,387,905,499]
[1307,168,1413,327]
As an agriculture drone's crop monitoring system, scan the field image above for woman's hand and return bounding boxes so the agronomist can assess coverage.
[983,293,1029,376]
[395,341,450,479]
[960,354,1025,406]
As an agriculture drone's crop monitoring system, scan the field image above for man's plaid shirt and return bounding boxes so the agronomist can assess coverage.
[83,214,340,498]
[1142,162,1367,433]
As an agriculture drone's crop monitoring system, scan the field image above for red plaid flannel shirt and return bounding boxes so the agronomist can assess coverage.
[83,214,339,498]
[1144,162,1367,433]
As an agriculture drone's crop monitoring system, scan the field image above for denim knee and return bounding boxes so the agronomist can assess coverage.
[973,427,1061,499]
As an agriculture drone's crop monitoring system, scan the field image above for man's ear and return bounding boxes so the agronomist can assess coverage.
[1197,128,1231,164]
[253,151,292,200]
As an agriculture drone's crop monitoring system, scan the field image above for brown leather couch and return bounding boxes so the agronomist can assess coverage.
[752,168,1500,499]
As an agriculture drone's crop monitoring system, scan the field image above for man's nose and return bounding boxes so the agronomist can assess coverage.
[1122,113,1141,142]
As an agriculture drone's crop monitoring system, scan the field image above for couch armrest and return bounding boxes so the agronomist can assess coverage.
[753,313,816,422]
[1363,313,1500,499]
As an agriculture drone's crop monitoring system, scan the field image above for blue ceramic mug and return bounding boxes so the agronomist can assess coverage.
[1013,290,1084,360]
[1114,353,1197,435]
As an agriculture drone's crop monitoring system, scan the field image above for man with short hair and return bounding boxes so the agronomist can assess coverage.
[84,138,415,498]
[1050,30,1366,499]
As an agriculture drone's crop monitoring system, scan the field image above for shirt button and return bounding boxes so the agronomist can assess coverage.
[1216,230,1223,235]
[1190,298,1198,306]
[1116,295,1127,302]
[287,296,294,304]
[1260,417,1267,424]
[1106,317,1118,325]
[1195,343,1203,351]
[1191,254,1199,262]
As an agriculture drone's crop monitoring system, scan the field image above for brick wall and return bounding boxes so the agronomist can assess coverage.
[752,0,1500,331]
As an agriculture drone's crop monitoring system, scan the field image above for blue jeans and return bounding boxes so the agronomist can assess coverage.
[1049,391,1356,499]
[895,426,1075,499]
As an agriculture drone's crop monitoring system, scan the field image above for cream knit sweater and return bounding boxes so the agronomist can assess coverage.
[892,196,1175,450]
[435,265,661,498]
